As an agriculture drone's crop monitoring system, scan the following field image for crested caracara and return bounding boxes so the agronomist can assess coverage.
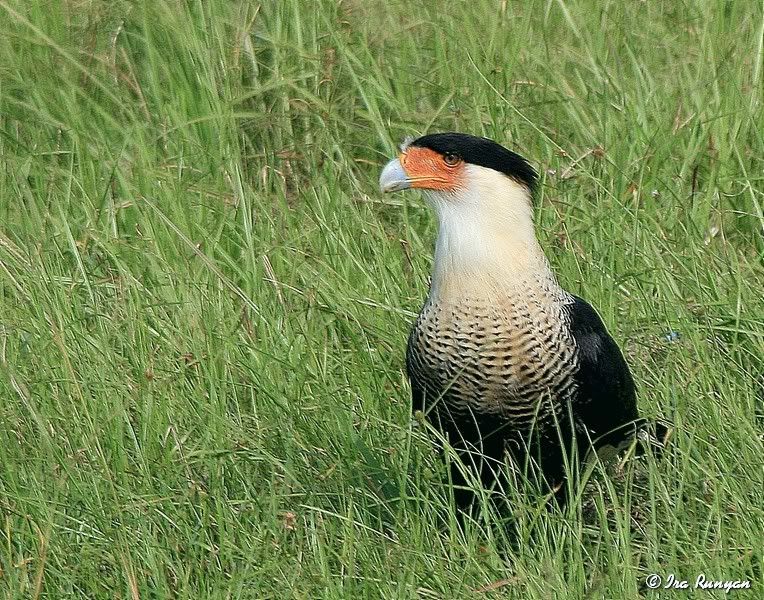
[380,132,663,507]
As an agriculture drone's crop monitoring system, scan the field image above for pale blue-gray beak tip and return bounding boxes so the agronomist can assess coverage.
[379,158,411,193]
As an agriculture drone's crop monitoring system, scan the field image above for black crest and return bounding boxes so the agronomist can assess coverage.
[411,132,537,191]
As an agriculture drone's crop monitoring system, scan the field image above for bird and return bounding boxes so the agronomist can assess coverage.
[379,132,665,508]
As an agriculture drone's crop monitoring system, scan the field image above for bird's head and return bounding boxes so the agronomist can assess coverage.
[379,132,536,198]
[380,132,546,292]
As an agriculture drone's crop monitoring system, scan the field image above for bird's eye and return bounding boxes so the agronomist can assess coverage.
[443,153,460,167]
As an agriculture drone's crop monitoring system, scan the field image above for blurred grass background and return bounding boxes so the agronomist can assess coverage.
[0,0,762,597]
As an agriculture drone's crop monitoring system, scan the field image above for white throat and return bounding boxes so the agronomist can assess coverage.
[424,165,557,299]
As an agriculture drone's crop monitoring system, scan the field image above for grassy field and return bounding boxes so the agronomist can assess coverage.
[1,0,763,597]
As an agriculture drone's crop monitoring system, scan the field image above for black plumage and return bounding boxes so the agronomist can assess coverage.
[563,295,639,442]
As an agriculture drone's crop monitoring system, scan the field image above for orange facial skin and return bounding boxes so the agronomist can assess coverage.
[399,146,466,192]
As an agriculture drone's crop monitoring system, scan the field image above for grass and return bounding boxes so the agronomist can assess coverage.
[0,0,762,597]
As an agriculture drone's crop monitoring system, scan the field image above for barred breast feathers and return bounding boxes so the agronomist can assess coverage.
[407,266,581,423]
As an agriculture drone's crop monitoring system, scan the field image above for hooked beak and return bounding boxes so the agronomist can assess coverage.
[379,157,412,193]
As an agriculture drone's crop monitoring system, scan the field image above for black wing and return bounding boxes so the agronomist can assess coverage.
[565,295,640,447]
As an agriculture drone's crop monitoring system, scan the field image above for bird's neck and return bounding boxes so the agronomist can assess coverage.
[426,195,560,302]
